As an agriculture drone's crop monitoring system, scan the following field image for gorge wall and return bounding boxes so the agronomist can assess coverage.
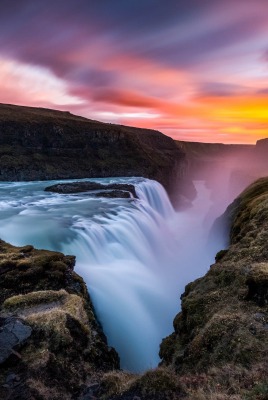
[1,178,268,400]
[0,103,186,193]
[0,241,119,399]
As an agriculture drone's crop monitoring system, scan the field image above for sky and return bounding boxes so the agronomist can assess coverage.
[0,0,268,144]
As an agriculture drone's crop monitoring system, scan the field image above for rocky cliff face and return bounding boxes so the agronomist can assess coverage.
[0,104,186,193]
[157,177,268,399]
[176,139,268,207]
[0,240,119,400]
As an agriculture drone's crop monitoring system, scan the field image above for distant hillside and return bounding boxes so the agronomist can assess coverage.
[0,103,185,192]
[176,139,268,206]
[176,140,253,171]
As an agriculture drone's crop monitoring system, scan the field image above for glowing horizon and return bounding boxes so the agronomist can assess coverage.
[0,1,267,144]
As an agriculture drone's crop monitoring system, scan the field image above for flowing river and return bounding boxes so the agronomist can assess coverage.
[0,177,225,372]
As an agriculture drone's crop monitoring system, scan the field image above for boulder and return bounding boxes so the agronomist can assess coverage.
[0,317,32,363]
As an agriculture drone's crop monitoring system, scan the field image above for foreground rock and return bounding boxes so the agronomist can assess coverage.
[0,103,186,194]
[0,317,32,364]
[0,240,119,400]
[45,181,138,198]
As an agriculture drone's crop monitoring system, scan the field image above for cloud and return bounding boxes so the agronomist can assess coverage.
[196,82,251,98]
[0,0,268,143]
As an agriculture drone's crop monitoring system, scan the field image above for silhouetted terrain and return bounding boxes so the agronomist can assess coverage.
[0,103,186,192]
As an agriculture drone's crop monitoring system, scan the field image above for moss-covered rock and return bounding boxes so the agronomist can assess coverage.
[156,178,268,398]
[0,240,119,400]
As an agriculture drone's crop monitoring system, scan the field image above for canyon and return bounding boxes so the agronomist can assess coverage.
[0,104,267,399]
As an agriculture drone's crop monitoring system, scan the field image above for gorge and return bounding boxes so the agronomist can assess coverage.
[0,177,226,372]
[0,104,267,399]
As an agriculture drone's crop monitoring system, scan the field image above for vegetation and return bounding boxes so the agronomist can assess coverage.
[0,240,119,400]
[1,176,268,399]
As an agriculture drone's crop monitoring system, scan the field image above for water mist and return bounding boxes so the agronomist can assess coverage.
[0,177,227,372]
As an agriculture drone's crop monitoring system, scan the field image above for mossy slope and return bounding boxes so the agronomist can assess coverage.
[0,240,119,400]
[156,177,268,398]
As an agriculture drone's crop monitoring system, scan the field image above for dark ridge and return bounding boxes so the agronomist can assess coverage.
[0,103,186,194]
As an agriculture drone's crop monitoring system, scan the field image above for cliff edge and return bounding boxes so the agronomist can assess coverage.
[0,103,185,193]
[157,177,268,399]
[0,241,119,400]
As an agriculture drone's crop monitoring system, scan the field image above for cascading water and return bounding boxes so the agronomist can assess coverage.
[0,177,225,372]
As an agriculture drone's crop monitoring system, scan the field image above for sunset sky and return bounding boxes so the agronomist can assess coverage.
[0,0,268,143]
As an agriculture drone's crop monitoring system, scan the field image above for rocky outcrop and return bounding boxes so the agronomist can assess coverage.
[0,240,119,400]
[156,177,268,398]
[0,103,186,194]
[45,181,138,198]
[0,317,32,364]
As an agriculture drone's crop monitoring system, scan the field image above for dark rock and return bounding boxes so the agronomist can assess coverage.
[253,313,266,322]
[0,103,186,194]
[79,383,100,400]
[95,190,131,198]
[45,181,138,198]
[246,271,268,306]
[45,182,105,193]
[0,317,32,363]
[6,373,18,383]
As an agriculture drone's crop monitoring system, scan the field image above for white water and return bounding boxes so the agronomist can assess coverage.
[0,177,225,372]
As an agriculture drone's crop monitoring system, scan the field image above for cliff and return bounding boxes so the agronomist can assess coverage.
[0,103,186,193]
[176,139,268,206]
[157,177,268,399]
[0,241,119,400]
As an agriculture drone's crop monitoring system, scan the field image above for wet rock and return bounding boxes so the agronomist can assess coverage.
[95,190,131,198]
[0,317,32,363]
[45,181,138,198]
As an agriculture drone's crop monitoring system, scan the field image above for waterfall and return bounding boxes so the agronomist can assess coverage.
[0,177,224,372]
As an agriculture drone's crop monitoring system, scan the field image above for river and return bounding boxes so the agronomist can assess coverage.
[0,177,225,372]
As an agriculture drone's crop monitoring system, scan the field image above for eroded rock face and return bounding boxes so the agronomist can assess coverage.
[158,178,268,393]
[0,240,119,400]
[0,103,186,194]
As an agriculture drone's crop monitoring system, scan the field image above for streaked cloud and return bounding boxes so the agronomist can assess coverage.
[0,0,267,143]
